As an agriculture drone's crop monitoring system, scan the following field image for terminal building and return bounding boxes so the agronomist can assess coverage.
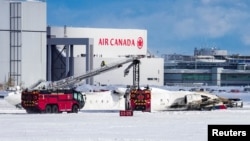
[0,0,163,88]
[162,48,250,86]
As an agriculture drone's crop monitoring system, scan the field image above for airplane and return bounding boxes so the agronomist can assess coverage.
[3,84,227,112]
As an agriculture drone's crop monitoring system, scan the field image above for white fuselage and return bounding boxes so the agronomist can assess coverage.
[4,91,21,108]
[82,87,221,111]
[82,90,125,111]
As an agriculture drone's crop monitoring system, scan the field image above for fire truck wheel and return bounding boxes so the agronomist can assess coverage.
[72,105,78,113]
[52,105,58,113]
[45,105,52,113]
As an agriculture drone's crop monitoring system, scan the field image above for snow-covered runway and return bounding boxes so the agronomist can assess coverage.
[1,99,250,141]
[1,87,250,141]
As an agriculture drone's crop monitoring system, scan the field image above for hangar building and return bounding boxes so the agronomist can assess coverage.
[47,26,163,86]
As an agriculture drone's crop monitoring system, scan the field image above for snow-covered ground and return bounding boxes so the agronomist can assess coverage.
[1,86,250,141]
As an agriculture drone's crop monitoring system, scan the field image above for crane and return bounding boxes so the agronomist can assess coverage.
[50,56,142,89]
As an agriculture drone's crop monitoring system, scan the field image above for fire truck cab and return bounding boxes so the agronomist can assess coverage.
[21,89,86,114]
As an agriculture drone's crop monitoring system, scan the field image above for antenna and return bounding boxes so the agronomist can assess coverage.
[64,25,67,38]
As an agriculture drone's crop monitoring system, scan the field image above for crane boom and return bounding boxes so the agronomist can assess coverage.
[124,59,140,89]
[52,56,141,88]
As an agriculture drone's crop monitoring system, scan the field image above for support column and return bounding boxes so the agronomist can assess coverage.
[86,38,94,85]
[70,45,74,76]
[47,45,52,81]
[211,67,223,86]
[65,45,70,77]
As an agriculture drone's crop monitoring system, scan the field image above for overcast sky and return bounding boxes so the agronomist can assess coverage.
[46,0,250,56]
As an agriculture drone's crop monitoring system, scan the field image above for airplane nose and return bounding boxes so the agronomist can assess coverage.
[4,92,22,107]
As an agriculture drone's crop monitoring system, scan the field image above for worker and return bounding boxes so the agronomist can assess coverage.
[101,60,106,67]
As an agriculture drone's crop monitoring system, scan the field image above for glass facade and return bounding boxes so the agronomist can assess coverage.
[183,74,211,81]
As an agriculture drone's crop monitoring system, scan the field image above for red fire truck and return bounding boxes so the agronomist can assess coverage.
[129,88,151,112]
[21,89,86,114]
[122,59,152,116]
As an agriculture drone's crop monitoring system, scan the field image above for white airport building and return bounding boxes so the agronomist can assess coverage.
[47,26,164,86]
[0,0,47,88]
[0,0,164,88]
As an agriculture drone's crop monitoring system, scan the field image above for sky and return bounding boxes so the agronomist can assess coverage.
[46,0,250,56]
[1,87,250,141]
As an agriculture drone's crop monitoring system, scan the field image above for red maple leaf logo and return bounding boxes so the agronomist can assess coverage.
[137,37,143,49]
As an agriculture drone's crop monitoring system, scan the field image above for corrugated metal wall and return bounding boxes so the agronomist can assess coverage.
[0,1,47,87]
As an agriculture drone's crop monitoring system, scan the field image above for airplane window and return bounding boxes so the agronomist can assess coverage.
[101,100,104,103]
